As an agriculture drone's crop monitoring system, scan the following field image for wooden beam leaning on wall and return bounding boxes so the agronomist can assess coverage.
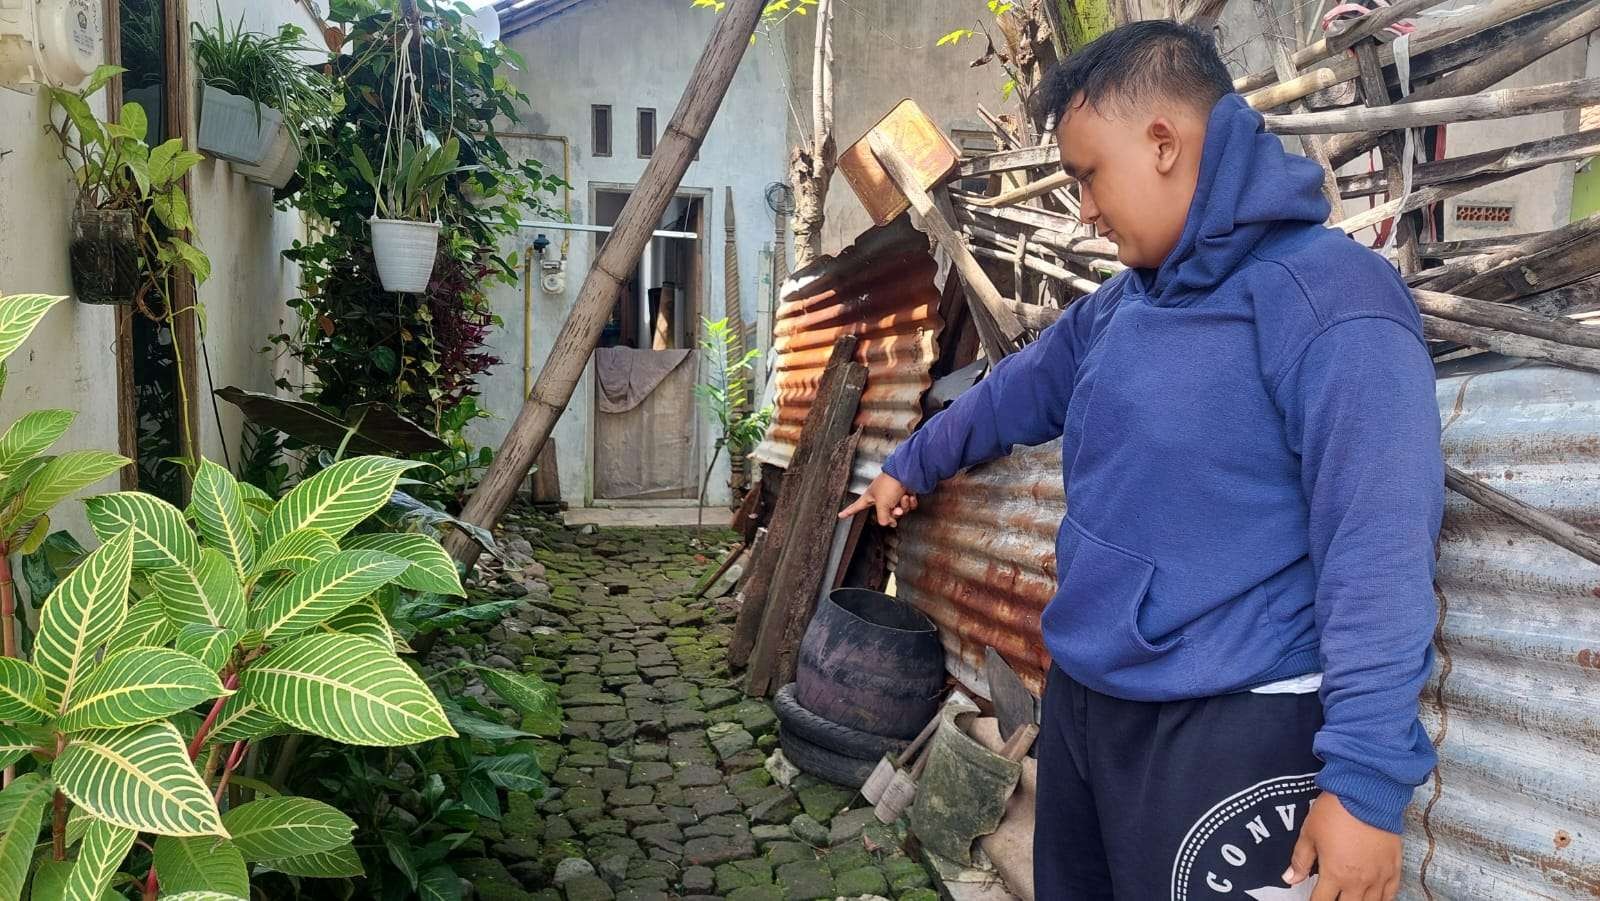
[742,356,869,698]
[729,335,862,669]
[867,132,1023,364]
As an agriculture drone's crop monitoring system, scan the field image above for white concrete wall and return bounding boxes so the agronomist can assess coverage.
[783,0,1016,253]
[0,0,312,540]
[485,0,790,508]
[188,0,318,467]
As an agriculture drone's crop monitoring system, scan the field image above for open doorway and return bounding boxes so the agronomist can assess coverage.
[590,189,706,501]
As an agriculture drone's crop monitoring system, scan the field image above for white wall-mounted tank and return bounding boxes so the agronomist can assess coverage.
[0,0,102,92]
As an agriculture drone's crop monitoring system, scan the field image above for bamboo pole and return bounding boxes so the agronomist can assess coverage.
[1339,172,1503,236]
[962,170,1075,208]
[1337,129,1600,200]
[1266,76,1600,135]
[444,0,766,566]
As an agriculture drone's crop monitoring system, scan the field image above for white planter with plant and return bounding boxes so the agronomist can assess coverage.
[357,136,465,293]
[192,13,330,177]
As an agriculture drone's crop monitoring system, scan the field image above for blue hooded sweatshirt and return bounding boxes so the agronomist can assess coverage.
[882,93,1443,833]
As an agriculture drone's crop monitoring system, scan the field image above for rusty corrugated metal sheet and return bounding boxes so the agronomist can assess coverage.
[1407,358,1600,900]
[888,356,1600,898]
[752,220,944,494]
[889,440,1062,696]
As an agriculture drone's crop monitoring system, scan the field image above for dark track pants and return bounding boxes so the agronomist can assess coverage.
[1034,665,1325,901]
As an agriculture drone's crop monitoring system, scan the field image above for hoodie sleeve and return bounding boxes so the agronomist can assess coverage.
[1276,314,1443,834]
[881,291,1101,494]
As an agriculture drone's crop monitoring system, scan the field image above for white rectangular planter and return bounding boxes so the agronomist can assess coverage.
[370,218,442,293]
[197,85,282,166]
[234,122,301,189]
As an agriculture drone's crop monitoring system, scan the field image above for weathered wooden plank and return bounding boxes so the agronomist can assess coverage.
[729,334,861,668]
[957,144,1059,178]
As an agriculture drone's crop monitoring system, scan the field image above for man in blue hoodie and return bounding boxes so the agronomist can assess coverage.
[840,21,1443,901]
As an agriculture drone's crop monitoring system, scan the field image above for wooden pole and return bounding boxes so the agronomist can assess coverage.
[1265,76,1600,135]
[868,132,1023,363]
[1325,3,1600,167]
[444,0,766,566]
[1337,128,1600,201]
[1255,0,1345,223]
[1352,39,1419,273]
[1413,290,1600,351]
[1233,0,1456,94]
[1421,315,1600,375]
[1446,466,1600,567]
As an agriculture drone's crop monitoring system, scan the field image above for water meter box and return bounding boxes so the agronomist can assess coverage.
[0,0,102,91]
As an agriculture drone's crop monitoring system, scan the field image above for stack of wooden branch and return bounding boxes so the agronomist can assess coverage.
[922,0,1600,564]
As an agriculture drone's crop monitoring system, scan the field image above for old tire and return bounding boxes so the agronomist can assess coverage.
[778,726,877,789]
[775,683,908,760]
[796,588,946,740]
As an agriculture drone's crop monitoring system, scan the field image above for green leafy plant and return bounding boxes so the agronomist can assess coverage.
[694,317,773,530]
[354,136,467,223]
[47,65,213,305]
[190,8,336,149]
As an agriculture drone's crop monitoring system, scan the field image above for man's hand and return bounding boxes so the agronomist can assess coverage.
[1284,793,1401,901]
[839,473,918,527]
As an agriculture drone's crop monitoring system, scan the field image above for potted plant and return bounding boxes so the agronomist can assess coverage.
[354,136,466,293]
[47,66,212,307]
[191,9,332,179]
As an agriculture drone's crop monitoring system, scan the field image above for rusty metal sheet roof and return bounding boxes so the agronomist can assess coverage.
[752,221,944,494]
[888,356,1600,898]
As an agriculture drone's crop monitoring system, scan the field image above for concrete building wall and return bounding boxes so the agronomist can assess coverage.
[783,0,1016,254]
[486,0,790,508]
[0,0,313,539]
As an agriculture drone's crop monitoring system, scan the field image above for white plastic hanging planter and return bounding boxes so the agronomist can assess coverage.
[370,217,441,293]
[234,123,301,189]
[197,85,282,166]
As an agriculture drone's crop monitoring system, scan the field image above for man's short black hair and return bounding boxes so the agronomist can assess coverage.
[1041,20,1235,126]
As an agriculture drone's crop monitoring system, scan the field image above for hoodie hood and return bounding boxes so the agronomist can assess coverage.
[1136,92,1331,305]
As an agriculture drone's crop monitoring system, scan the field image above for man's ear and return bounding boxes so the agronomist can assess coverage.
[1150,117,1182,175]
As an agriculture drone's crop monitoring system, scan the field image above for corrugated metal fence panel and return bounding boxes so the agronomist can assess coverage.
[1405,360,1600,900]
[887,358,1600,898]
[889,440,1063,697]
[752,223,944,494]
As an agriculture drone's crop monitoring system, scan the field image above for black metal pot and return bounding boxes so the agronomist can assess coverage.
[69,207,140,306]
[795,587,945,740]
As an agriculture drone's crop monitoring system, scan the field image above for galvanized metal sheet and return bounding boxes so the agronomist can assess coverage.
[752,221,944,494]
[890,358,1600,899]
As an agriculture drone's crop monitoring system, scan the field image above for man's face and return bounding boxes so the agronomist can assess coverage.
[1054,94,1206,270]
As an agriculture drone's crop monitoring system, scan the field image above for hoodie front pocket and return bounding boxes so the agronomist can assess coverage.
[1044,516,1184,676]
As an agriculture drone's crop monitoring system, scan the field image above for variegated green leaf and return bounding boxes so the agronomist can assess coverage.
[57,648,225,732]
[252,551,408,640]
[259,844,363,878]
[479,669,560,726]
[14,451,129,526]
[64,818,137,900]
[26,858,70,901]
[191,460,254,578]
[0,773,52,899]
[55,721,225,837]
[420,865,463,901]
[342,532,464,596]
[208,698,290,744]
[0,656,49,723]
[106,593,178,654]
[221,797,355,862]
[241,634,454,746]
[474,752,545,793]
[158,894,247,901]
[84,492,200,571]
[259,457,420,549]
[174,624,239,673]
[153,835,248,897]
[149,549,246,632]
[0,409,73,476]
[35,531,134,712]
[250,529,339,581]
[322,596,396,652]
[0,724,35,769]
[0,293,64,365]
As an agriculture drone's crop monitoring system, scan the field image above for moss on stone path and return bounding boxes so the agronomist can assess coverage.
[432,508,938,901]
